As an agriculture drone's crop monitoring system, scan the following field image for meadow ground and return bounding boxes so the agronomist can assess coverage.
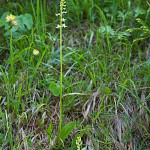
[0,0,150,149]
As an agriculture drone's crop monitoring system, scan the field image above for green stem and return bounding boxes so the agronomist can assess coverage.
[10,29,14,81]
[59,0,63,135]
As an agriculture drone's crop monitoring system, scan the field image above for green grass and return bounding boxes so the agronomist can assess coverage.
[0,0,150,149]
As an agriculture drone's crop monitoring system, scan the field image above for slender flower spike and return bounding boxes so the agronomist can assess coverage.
[58,0,67,136]
[33,49,39,55]
[76,136,82,150]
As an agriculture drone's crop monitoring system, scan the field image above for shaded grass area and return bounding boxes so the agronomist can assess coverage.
[0,0,150,149]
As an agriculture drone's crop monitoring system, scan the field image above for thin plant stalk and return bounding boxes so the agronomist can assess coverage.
[10,29,14,81]
[59,0,63,135]
[57,0,67,136]
[36,0,40,35]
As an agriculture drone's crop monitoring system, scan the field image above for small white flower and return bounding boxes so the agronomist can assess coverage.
[62,18,66,22]
[6,15,11,22]
[56,25,61,28]
[11,20,18,26]
[62,24,67,28]
[62,11,67,14]
[33,49,39,55]
[56,13,60,16]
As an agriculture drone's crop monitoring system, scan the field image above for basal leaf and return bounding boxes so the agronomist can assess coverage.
[23,13,33,30]
[60,122,76,141]
[49,81,60,96]
[58,122,76,148]
[0,12,10,27]
[105,86,111,95]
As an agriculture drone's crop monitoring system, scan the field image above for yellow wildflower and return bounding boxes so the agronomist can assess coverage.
[6,15,11,22]
[33,49,39,55]
[9,14,15,20]
[6,14,16,23]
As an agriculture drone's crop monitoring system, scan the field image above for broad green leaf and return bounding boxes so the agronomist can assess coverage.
[23,13,33,30]
[16,15,26,32]
[60,122,75,141]
[12,25,19,32]
[0,20,5,27]
[0,12,10,27]
[4,31,21,39]
[58,122,76,148]
[134,7,146,17]
[49,81,60,96]
[105,86,111,95]
[4,31,9,37]
[4,24,10,30]
[12,32,21,39]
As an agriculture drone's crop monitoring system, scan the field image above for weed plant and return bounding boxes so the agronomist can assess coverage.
[0,0,150,149]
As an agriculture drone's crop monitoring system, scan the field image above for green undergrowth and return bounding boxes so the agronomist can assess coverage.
[0,0,150,149]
